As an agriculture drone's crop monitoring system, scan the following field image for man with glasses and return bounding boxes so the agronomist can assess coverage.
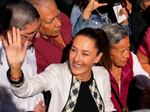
[0,0,44,111]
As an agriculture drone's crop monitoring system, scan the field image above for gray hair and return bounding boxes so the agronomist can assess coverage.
[101,23,128,47]
[6,0,40,29]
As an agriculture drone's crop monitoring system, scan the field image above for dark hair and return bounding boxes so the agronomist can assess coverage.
[74,28,111,69]
[0,5,11,36]
[6,0,40,29]
[137,0,149,10]
[0,86,20,112]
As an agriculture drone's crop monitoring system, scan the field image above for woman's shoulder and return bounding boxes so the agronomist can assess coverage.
[92,66,109,79]
[46,62,69,71]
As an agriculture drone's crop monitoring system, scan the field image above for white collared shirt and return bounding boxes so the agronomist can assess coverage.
[0,47,43,111]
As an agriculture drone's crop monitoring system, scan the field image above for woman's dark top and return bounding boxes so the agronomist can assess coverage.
[73,76,99,112]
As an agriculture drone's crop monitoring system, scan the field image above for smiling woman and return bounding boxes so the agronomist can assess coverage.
[4,27,115,112]
[69,28,111,81]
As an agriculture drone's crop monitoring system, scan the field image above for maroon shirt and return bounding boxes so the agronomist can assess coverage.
[109,53,133,112]
[34,12,72,73]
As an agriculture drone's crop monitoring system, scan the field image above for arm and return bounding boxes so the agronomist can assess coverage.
[82,0,107,20]
[70,5,82,32]
[3,27,56,97]
[33,100,46,112]
[132,52,149,77]
[72,0,107,36]
[136,28,150,75]
[3,27,27,82]
[137,50,150,74]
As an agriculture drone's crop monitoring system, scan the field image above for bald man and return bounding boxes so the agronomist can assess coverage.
[28,0,72,73]
[27,0,73,111]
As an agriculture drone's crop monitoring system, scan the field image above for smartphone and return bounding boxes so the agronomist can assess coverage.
[113,4,127,23]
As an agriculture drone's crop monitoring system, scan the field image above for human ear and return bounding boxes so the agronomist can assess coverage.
[94,52,103,63]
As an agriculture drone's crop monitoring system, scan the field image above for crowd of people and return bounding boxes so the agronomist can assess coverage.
[0,0,150,112]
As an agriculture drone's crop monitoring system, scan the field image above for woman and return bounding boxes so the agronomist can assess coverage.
[3,27,115,112]
[101,23,149,112]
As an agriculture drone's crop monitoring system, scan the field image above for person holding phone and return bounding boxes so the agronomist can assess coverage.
[70,0,109,36]
[70,0,129,37]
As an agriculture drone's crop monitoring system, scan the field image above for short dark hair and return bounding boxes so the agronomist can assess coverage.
[0,5,11,35]
[74,28,111,69]
[6,0,40,29]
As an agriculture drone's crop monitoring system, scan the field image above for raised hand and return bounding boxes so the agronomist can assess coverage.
[3,27,29,70]
[87,0,107,11]
[83,0,107,19]
[119,7,129,25]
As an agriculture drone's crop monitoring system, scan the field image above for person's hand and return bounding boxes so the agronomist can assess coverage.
[119,8,129,18]
[3,27,28,70]
[83,0,107,20]
[34,100,46,112]
[86,0,107,12]
[119,8,129,25]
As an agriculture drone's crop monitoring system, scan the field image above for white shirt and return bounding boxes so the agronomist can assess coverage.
[132,52,149,77]
[0,47,43,111]
[11,63,115,112]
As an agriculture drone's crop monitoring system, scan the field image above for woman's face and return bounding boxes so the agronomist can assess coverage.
[140,0,150,10]
[110,36,130,68]
[69,35,102,77]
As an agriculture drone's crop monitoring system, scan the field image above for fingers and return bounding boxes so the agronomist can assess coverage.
[12,27,17,43]
[94,1,108,9]
[7,30,13,45]
[38,100,45,105]
[34,100,46,112]
[6,27,22,46]
[23,41,29,52]
[119,8,128,18]
[2,38,8,49]
[99,3,108,7]
[16,28,21,46]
